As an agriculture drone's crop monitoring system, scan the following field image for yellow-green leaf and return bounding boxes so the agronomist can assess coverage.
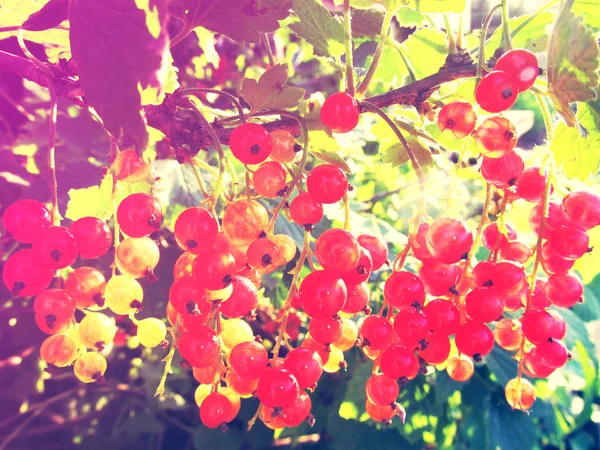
[551,101,600,180]
[239,64,305,113]
[312,148,352,173]
[290,0,345,57]
[65,174,114,221]
[547,0,600,126]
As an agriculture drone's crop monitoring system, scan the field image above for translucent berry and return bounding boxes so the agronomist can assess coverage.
[298,270,347,319]
[289,193,323,226]
[230,340,268,380]
[482,222,517,249]
[222,199,269,246]
[137,318,167,348]
[178,326,220,368]
[284,347,324,389]
[192,250,236,290]
[521,309,557,344]
[270,129,298,163]
[2,249,54,297]
[309,316,343,344]
[515,167,549,202]
[360,315,394,350]
[455,321,494,358]
[74,352,107,383]
[562,191,600,230]
[475,70,519,113]
[494,318,523,351]
[320,92,360,133]
[384,271,425,310]
[393,309,430,348]
[78,313,117,350]
[40,334,78,367]
[545,273,583,307]
[446,354,475,382]
[257,367,300,408]
[229,123,272,164]
[200,392,236,428]
[422,299,460,335]
[419,260,459,297]
[306,164,349,204]
[357,234,388,271]
[174,207,219,253]
[69,217,112,259]
[117,193,162,238]
[169,277,206,316]
[342,281,370,315]
[104,275,144,315]
[253,161,287,198]
[480,151,525,189]
[494,49,539,91]
[220,276,259,318]
[419,332,451,365]
[315,229,360,274]
[342,246,373,285]
[380,344,419,380]
[437,101,477,139]
[246,237,282,274]
[465,286,504,323]
[505,378,535,411]
[34,226,78,270]
[426,218,473,264]
[2,199,51,243]
[475,116,517,158]
[115,237,160,279]
[546,225,589,260]
[366,373,399,405]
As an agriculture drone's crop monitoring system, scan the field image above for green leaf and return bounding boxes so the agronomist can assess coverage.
[239,64,305,113]
[289,0,345,57]
[554,307,598,366]
[575,273,600,321]
[573,0,600,29]
[382,134,433,170]
[486,393,537,450]
[485,346,519,387]
[434,371,463,406]
[169,0,291,44]
[65,174,114,221]
[327,415,418,450]
[311,148,352,173]
[573,341,598,429]
[550,101,600,181]
[484,12,555,54]
[400,28,447,80]
[547,0,600,126]
[344,0,465,12]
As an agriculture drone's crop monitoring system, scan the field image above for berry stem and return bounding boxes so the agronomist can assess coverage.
[17,30,60,226]
[272,230,310,362]
[192,156,219,178]
[261,34,276,67]
[515,164,553,408]
[500,0,513,50]
[250,110,309,233]
[356,7,394,96]
[533,91,554,136]
[444,15,458,55]
[489,194,510,262]
[476,4,502,85]
[343,193,351,231]
[189,161,211,199]
[186,96,226,220]
[155,315,181,398]
[343,0,355,96]
[182,88,246,123]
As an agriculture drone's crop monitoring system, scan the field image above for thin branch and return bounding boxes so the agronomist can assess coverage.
[343,0,355,96]
[261,33,276,67]
[181,88,245,122]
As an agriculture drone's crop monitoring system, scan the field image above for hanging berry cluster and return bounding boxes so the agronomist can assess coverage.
[1,42,595,433]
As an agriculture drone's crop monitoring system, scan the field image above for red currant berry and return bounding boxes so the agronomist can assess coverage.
[342,246,373,285]
[298,270,347,319]
[200,392,235,428]
[360,315,394,350]
[117,193,162,238]
[279,391,312,427]
[529,202,576,236]
[562,191,600,230]
[455,321,494,358]
[69,217,112,259]
[257,367,300,408]
[494,49,539,92]
[494,318,523,351]
[342,281,370,315]
[309,316,343,344]
[535,339,568,369]
[419,260,460,296]
[480,151,525,189]
[174,207,219,253]
[366,374,399,405]
[320,92,360,133]
[229,123,272,164]
[65,267,106,309]
[437,101,477,139]
[426,218,473,264]
[223,199,269,247]
[169,277,206,316]
[499,240,531,264]
[220,276,259,318]
[2,199,51,243]
[230,340,268,380]
[545,273,583,307]
[178,326,220,368]
[471,260,495,287]
[315,229,360,274]
[380,344,419,380]
[384,271,425,310]
[2,249,54,297]
[270,130,298,163]
[489,261,527,295]
[412,223,433,261]
[546,225,589,260]
[465,286,504,323]
[192,250,236,290]
[419,333,451,365]
[521,309,557,344]
[289,193,323,227]
[34,226,78,270]
[284,347,324,389]
[475,70,519,113]
[246,237,282,274]
[357,234,388,270]
[366,400,403,423]
[475,116,517,158]
[422,299,460,335]
[446,355,475,382]
[393,309,430,348]
[549,311,566,340]
[524,347,555,378]
[253,162,287,198]
[306,164,349,204]
[34,288,76,324]
[515,167,550,202]
[482,222,517,249]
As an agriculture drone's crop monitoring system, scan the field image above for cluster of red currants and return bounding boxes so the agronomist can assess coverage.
[1,190,169,383]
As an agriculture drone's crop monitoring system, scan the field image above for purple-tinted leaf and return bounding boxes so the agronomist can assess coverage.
[170,0,291,44]
[22,0,69,31]
[69,0,171,153]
